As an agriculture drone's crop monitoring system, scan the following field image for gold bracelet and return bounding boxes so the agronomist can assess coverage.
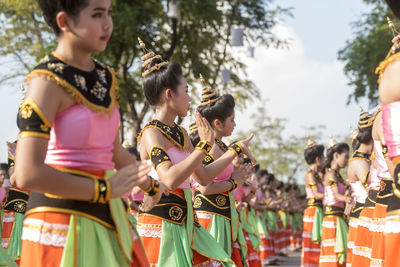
[228,142,244,156]
[91,179,100,203]
[144,176,154,194]
[145,177,160,197]
[97,179,110,204]
[195,140,213,155]
[228,178,238,191]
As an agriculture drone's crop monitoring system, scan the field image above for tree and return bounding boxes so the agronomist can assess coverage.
[338,0,393,106]
[0,0,291,145]
[237,102,325,182]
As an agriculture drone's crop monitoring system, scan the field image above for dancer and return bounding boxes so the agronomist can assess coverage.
[319,139,349,267]
[351,110,381,267]
[346,111,373,267]
[136,37,255,266]
[375,4,400,265]
[14,1,158,266]
[301,139,325,267]
[369,108,392,267]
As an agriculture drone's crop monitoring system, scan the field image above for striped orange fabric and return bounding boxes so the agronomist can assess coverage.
[370,203,387,267]
[231,241,243,267]
[301,206,321,267]
[352,208,374,267]
[20,166,148,267]
[243,230,262,267]
[274,218,286,254]
[20,212,71,267]
[319,216,346,267]
[383,212,400,267]
[346,217,358,267]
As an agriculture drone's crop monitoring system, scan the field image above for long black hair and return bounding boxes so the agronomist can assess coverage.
[324,143,350,170]
[37,0,90,35]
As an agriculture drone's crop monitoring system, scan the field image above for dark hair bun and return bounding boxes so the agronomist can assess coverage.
[37,0,90,35]
[304,145,324,165]
[197,94,235,126]
[142,60,183,105]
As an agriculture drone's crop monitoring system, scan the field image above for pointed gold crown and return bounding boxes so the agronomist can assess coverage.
[138,37,169,78]
[350,125,359,141]
[19,85,26,106]
[306,135,317,148]
[358,106,373,129]
[388,17,400,53]
[376,17,400,83]
[189,121,198,135]
[327,135,337,150]
[199,74,220,106]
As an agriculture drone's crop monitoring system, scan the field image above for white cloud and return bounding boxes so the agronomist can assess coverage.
[233,23,371,145]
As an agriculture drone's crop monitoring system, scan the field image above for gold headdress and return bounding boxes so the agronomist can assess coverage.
[350,126,359,141]
[138,37,169,78]
[189,121,198,135]
[306,136,317,148]
[199,74,220,106]
[358,107,373,129]
[376,17,400,83]
[327,135,337,150]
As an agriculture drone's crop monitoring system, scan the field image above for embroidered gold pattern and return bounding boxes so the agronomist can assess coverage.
[152,147,162,157]
[14,201,26,213]
[193,197,202,209]
[97,69,107,84]
[90,81,107,101]
[38,55,50,64]
[326,206,331,213]
[216,195,227,207]
[74,74,87,91]
[40,124,50,132]
[20,102,33,119]
[215,139,228,152]
[169,206,183,221]
[47,62,66,73]
[381,180,386,191]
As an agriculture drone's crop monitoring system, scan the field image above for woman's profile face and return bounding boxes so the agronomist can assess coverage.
[337,151,349,168]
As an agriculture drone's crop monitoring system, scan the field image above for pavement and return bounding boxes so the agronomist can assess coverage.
[273,250,301,267]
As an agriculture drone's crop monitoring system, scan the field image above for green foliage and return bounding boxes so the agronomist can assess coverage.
[237,103,325,182]
[338,0,393,105]
[0,0,290,144]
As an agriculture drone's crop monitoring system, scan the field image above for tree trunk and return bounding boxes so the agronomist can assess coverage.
[119,107,125,143]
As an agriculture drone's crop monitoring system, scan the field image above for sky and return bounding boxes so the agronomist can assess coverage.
[0,0,377,164]
[231,0,373,142]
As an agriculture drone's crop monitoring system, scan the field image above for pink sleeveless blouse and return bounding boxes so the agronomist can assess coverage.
[45,104,120,171]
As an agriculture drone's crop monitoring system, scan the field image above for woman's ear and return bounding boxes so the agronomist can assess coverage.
[213,119,222,130]
[333,151,339,161]
[56,11,71,34]
[164,88,173,100]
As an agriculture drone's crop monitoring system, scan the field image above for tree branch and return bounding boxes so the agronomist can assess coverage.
[164,18,179,61]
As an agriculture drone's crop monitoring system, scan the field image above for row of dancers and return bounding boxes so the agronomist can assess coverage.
[0,0,307,266]
[301,1,400,266]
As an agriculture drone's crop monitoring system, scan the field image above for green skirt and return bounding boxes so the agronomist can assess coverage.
[197,192,248,265]
[154,189,235,267]
[59,197,134,267]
